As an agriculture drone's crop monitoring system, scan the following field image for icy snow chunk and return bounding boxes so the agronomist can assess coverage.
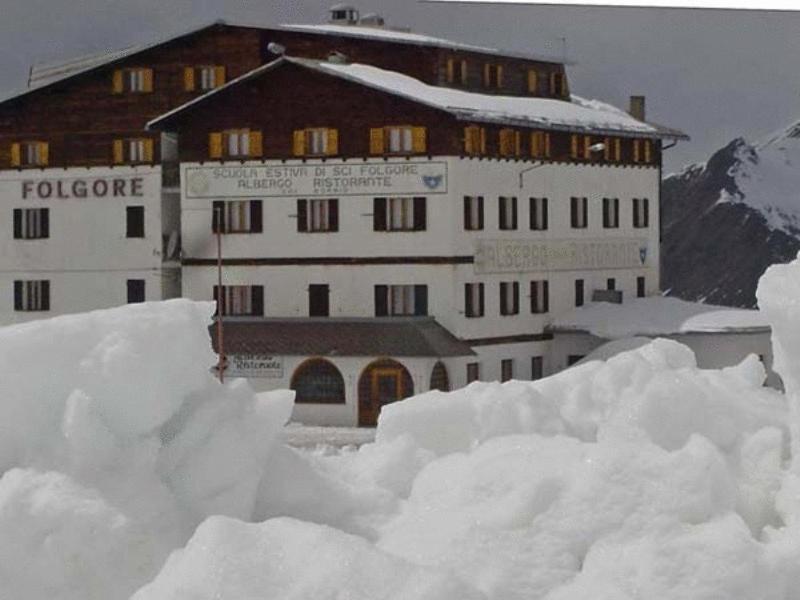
[132,516,485,600]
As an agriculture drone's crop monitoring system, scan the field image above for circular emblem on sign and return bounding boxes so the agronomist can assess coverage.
[188,171,210,196]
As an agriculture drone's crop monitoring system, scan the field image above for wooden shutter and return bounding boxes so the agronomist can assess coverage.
[570,135,578,159]
[10,143,21,167]
[414,285,428,316]
[446,59,454,83]
[584,136,592,159]
[463,197,471,230]
[483,64,491,87]
[142,68,154,92]
[249,130,263,157]
[496,65,504,87]
[209,133,223,159]
[328,199,339,232]
[542,198,548,230]
[212,201,224,233]
[369,128,384,155]
[251,286,264,316]
[633,198,639,227]
[412,127,426,153]
[479,128,487,154]
[373,197,387,231]
[645,140,653,163]
[511,197,518,229]
[499,130,511,156]
[112,70,124,94]
[40,209,49,239]
[465,284,473,317]
[13,281,22,311]
[464,126,476,155]
[603,137,611,161]
[478,196,484,229]
[13,209,21,239]
[327,129,339,155]
[374,285,388,317]
[297,199,308,232]
[644,198,649,227]
[512,282,519,314]
[413,197,426,231]
[38,142,49,166]
[543,281,549,312]
[250,200,263,233]
[113,139,124,164]
[582,197,588,228]
[570,197,577,228]
[41,280,50,311]
[500,282,508,315]
[514,131,521,156]
[545,133,551,157]
[214,66,226,86]
[293,130,305,156]
[531,281,538,313]
[499,196,507,229]
[478,283,485,316]
[183,67,195,91]
[460,60,468,83]
[143,138,154,162]
[633,140,641,163]
[528,70,538,93]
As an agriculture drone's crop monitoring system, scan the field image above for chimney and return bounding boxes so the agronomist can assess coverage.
[629,95,646,121]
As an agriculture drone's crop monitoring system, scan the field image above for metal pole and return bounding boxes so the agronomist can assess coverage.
[216,206,225,384]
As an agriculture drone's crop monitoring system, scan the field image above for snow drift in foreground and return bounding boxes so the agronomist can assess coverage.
[7,253,800,598]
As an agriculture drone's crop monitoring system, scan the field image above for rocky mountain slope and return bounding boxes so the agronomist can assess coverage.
[662,122,800,308]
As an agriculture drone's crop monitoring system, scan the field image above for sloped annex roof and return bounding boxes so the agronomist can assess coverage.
[148,56,688,140]
[209,317,476,357]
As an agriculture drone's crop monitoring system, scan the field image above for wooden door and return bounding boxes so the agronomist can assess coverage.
[359,368,402,426]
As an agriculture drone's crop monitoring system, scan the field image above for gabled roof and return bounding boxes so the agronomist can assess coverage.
[210,317,476,357]
[148,56,688,140]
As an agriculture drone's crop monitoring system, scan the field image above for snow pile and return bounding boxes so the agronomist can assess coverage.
[0,300,293,599]
[552,295,768,339]
[716,122,800,235]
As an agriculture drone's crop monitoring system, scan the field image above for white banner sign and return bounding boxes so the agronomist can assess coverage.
[185,161,448,198]
[474,238,651,274]
[226,354,284,378]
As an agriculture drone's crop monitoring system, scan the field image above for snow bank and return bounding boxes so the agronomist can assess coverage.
[0,300,294,599]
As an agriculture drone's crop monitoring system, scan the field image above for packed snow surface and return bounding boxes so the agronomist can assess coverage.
[552,295,769,339]
[6,255,800,599]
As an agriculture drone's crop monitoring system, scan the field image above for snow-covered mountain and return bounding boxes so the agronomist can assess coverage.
[662,121,800,308]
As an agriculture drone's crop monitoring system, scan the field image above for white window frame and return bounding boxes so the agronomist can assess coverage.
[387,127,414,153]
[465,282,484,318]
[530,197,547,231]
[219,285,253,316]
[308,129,329,155]
[388,284,416,316]
[16,208,47,239]
[603,197,620,229]
[199,66,217,90]
[571,197,588,229]
[499,196,516,230]
[500,281,518,316]
[465,196,483,231]
[128,69,145,92]
[224,200,252,233]
[225,130,250,157]
[633,197,649,228]
[530,280,548,314]
[22,142,43,166]
[387,197,414,231]
[308,199,331,232]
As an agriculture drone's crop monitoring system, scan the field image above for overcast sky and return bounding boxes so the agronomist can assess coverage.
[2,0,799,172]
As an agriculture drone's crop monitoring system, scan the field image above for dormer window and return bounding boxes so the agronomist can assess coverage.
[550,72,567,98]
[446,58,468,85]
[483,64,503,89]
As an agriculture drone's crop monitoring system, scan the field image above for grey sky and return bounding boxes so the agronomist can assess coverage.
[1,0,798,173]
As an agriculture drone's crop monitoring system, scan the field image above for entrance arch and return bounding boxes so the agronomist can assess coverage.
[429,361,450,392]
[358,358,414,427]
[290,358,345,404]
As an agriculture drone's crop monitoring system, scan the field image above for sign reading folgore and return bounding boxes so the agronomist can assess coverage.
[184,161,448,198]
[474,238,651,274]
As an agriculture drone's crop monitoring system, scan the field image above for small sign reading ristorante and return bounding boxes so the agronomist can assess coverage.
[184,161,448,198]
[474,238,652,274]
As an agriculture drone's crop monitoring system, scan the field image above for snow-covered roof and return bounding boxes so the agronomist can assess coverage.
[148,56,687,140]
[276,23,567,64]
[550,296,769,339]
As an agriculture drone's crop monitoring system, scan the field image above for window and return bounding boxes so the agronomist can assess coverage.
[213,285,264,317]
[297,199,338,232]
[483,64,503,88]
[112,68,153,93]
[498,196,518,230]
[637,276,646,298]
[550,72,566,97]
[14,280,49,312]
[530,280,549,314]
[184,66,226,91]
[499,281,520,316]
[10,141,49,167]
[602,197,620,228]
[633,197,650,228]
[463,125,487,155]
[604,137,622,162]
[466,362,480,383]
[633,139,654,164]
[13,208,48,239]
[127,279,145,304]
[126,206,145,238]
[208,130,263,159]
[499,129,521,157]
[293,128,339,156]
[465,282,485,318]
[531,132,551,159]
[575,279,585,307]
[373,197,426,231]
[446,58,467,84]
[463,196,484,230]
[113,138,154,164]
[309,284,330,317]
[374,284,428,316]
[531,356,544,381]
[607,278,616,291]
[212,200,263,234]
[291,359,345,404]
[570,197,588,229]
[530,197,548,230]
[369,126,426,155]
[501,359,514,382]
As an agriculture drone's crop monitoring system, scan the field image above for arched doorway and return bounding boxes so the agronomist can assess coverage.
[358,358,414,427]
[290,358,345,405]
[429,361,450,392]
